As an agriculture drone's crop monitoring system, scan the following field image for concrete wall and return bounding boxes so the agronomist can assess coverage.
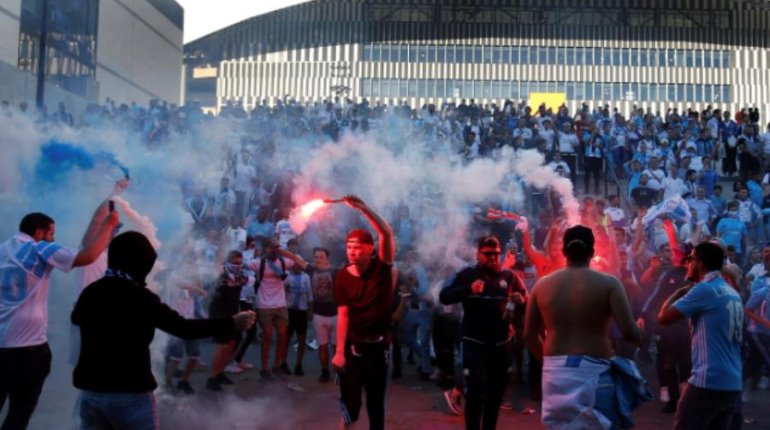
[0,0,20,66]
[96,0,183,105]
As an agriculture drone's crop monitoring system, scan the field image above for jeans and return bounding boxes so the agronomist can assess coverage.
[79,391,158,430]
[401,308,432,373]
[0,343,52,430]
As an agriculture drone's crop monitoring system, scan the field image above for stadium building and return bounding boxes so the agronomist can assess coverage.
[183,0,770,119]
[0,0,184,109]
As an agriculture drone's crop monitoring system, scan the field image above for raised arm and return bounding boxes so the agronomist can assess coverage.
[73,210,120,267]
[343,195,394,264]
[278,248,308,270]
[80,179,128,247]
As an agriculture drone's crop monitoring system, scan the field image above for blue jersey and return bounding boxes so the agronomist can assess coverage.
[716,217,747,253]
[747,277,770,335]
[674,272,743,391]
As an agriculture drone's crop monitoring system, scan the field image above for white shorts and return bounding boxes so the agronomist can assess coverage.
[312,314,337,346]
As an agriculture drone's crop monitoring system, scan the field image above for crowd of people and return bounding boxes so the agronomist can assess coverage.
[1,93,770,430]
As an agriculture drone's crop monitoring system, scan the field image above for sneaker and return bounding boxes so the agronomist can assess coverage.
[215,373,234,385]
[319,368,330,383]
[225,362,244,374]
[205,377,222,391]
[259,369,273,381]
[443,388,464,416]
[176,380,195,394]
[659,387,670,403]
[279,362,292,376]
[306,339,319,350]
[238,361,255,370]
[499,400,513,411]
[294,365,305,376]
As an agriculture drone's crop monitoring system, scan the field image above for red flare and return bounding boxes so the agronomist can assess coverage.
[299,199,327,219]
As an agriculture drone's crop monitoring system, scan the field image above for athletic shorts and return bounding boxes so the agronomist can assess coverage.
[258,307,289,328]
[166,337,200,360]
[312,314,337,345]
[287,308,309,337]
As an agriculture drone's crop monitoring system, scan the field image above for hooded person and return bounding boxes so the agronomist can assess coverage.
[71,231,256,430]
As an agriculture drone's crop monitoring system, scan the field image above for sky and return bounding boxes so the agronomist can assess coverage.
[177,0,312,43]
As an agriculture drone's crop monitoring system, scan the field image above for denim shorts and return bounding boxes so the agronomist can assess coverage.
[165,337,200,360]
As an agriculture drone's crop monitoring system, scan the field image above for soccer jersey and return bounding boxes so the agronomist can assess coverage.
[673,271,743,391]
[0,233,77,347]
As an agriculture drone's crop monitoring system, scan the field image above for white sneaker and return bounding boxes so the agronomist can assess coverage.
[225,362,243,374]
[307,339,319,350]
[660,387,670,403]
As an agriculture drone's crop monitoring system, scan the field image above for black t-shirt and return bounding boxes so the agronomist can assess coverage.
[631,186,658,208]
[307,265,338,317]
[439,266,526,344]
[333,257,394,343]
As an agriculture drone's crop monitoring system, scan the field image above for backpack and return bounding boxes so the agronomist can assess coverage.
[253,256,286,292]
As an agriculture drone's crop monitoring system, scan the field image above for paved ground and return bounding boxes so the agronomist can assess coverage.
[14,316,770,430]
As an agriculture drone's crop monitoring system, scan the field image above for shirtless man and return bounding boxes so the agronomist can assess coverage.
[524,225,644,429]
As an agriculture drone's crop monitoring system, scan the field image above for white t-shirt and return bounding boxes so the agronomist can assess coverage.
[661,176,689,199]
[604,207,627,225]
[538,129,556,151]
[224,227,247,252]
[0,233,77,347]
[642,168,665,191]
[557,132,579,154]
[233,163,256,193]
[246,257,295,309]
[74,252,107,300]
[275,220,297,249]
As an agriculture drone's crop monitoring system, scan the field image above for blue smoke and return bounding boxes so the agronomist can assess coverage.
[36,139,130,183]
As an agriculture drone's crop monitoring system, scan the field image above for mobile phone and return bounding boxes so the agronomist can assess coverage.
[108,200,115,212]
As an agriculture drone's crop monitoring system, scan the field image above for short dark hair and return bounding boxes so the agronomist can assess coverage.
[562,225,594,264]
[714,184,723,191]
[312,247,330,257]
[19,213,54,237]
[693,242,725,272]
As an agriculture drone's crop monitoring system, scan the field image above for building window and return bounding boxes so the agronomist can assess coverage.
[512,46,520,64]
[548,47,557,65]
[18,0,100,98]
[483,46,493,64]
[501,46,510,63]
[721,51,730,68]
[427,45,436,62]
[399,45,409,63]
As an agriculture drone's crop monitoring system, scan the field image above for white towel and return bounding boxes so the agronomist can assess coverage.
[541,355,613,430]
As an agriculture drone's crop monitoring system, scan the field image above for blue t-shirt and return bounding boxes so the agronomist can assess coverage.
[747,278,770,335]
[673,272,743,391]
[246,221,274,239]
[716,217,747,253]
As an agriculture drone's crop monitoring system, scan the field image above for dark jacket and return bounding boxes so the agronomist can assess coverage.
[440,265,525,344]
[72,277,234,392]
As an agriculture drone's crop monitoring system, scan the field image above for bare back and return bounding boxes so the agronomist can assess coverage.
[531,267,635,358]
